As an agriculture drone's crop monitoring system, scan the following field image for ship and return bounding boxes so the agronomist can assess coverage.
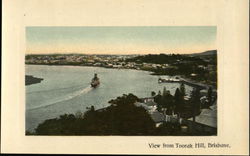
[91,73,100,88]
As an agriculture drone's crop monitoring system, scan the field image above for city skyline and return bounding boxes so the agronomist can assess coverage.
[26,26,216,55]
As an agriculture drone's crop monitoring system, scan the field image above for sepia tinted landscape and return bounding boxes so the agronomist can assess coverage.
[25,26,217,136]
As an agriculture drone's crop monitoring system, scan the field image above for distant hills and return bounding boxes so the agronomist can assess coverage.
[26,50,217,56]
[188,50,217,56]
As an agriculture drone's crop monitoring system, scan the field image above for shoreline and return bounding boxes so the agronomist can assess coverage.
[25,65,216,133]
[25,63,215,88]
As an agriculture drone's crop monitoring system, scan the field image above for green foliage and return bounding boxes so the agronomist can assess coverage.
[174,88,184,115]
[151,91,156,97]
[154,93,163,112]
[126,52,217,87]
[163,92,174,115]
[34,94,155,135]
[180,83,186,96]
[126,53,203,65]
[207,87,213,105]
[162,87,167,97]
[154,87,176,115]
[154,122,182,135]
[189,88,201,116]
[153,84,203,119]
[30,92,214,136]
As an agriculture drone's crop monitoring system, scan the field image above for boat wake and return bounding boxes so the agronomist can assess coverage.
[26,85,83,94]
[27,86,93,111]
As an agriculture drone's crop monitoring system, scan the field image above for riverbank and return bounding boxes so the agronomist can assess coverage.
[26,64,186,131]
[25,63,215,88]
[25,75,44,86]
[25,65,216,134]
[26,93,217,136]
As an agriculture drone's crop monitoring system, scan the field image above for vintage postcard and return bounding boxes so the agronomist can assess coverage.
[25,26,217,136]
[2,0,249,155]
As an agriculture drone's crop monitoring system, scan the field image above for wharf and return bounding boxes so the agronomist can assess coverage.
[158,78,210,90]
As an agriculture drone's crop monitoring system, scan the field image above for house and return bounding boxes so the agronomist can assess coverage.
[134,101,165,127]
[134,102,157,114]
[144,100,157,106]
[140,97,155,103]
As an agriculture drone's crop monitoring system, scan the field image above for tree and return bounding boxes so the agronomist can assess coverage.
[163,87,168,97]
[174,88,184,116]
[155,88,174,112]
[207,87,213,106]
[174,88,181,101]
[180,83,186,97]
[35,94,156,135]
[90,105,95,111]
[158,90,161,95]
[151,91,156,97]
[154,90,163,112]
[75,111,83,119]
[162,90,174,115]
[190,88,201,121]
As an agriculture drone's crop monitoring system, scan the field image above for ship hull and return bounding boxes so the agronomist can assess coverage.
[91,82,100,88]
[90,73,100,88]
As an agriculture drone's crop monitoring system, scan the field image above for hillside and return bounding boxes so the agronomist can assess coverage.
[189,50,217,56]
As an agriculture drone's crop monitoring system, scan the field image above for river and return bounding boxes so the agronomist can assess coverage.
[25,65,193,131]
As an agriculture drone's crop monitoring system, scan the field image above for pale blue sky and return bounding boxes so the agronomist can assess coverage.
[26,26,216,54]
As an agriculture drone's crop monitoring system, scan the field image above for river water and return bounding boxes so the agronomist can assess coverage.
[25,65,193,131]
